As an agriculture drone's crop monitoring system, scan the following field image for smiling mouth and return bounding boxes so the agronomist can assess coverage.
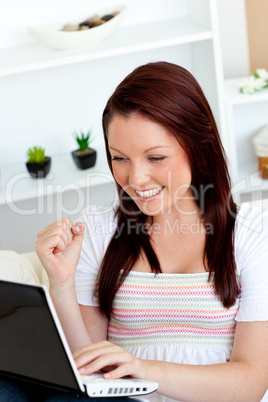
[135,186,163,198]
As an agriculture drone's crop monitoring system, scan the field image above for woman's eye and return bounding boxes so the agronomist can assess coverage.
[111,156,127,162]
[148,156,166,162]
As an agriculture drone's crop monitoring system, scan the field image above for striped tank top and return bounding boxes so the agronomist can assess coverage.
[108,271,239,365]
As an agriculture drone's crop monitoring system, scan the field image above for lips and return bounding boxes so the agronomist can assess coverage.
[135,186,163,199]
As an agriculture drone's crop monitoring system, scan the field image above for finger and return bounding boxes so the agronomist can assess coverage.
[36,231,66,256]
[103,363,134,380]
[36,221,73,254]
[66,222,74,245]
[77,351,128,376]
[52,237,67,254]
[36,233,66,256]
[39,217,71,234]
[36,220,73,252]
[103,358,143,381]
[74,346,119,370]
[37,218,73,241]
[71,222,85,240]
[73,341,112,360]
[74,344,130,374]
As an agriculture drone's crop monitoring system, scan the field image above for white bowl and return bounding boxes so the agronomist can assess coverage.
[27,5,126,50]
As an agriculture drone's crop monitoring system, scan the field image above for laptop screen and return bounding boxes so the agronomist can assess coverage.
[0,280,80,393]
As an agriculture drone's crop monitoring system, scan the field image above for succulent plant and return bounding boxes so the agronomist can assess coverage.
[27,146,46,163]
[74,130,92,152]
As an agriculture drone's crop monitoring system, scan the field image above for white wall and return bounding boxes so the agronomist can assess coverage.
[217,0,250,78]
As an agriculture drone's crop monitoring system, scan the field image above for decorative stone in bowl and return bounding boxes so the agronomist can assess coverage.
[27,5,126,50]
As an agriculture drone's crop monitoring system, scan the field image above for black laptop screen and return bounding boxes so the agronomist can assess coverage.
[0,280,80,393]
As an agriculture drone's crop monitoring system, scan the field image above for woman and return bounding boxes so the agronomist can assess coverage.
[26,62,268,400]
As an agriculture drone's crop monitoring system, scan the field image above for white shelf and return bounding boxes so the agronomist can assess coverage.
[0,16,212,77]
[0,147,113,205]
[224,78,268,201]
[225,77,268,105]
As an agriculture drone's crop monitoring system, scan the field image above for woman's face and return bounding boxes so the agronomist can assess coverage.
[108,113,194,218]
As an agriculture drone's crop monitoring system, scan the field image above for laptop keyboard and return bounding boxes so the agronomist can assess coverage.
[82,373,108,383]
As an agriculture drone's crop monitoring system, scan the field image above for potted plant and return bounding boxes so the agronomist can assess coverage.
[26,146,51,178]
[71,129,97,170]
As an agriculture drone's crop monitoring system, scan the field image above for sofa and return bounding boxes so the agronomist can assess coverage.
[0,250,49,287]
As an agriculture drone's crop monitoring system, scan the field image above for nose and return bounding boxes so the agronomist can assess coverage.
[128,161,151,189]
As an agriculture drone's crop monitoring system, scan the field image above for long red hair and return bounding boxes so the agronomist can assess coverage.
[96,61,238,319]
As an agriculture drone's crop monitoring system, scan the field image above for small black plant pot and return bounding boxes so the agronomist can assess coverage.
[26,157,51,178]
[71,148,97,170]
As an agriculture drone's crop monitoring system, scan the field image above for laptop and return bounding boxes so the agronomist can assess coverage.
[0,280,158,398]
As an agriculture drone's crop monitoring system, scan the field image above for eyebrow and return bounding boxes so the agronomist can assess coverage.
[109,145,172,153]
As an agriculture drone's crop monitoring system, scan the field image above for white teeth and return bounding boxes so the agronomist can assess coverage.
[136,186,163,198]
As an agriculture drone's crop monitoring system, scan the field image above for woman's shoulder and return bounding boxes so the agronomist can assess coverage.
[77,201,119,239]
[234,202,268,321]
[235,201,268,234]
[79,201,119,223]
[235,202,268,273]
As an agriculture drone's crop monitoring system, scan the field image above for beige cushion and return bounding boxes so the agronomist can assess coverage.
[0,250,45,285]
[23,251,49,287]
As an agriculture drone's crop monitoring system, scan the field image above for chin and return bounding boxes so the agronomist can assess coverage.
[136,201,165,217]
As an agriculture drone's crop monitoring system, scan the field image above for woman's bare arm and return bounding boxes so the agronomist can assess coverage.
[35,217,108,352]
